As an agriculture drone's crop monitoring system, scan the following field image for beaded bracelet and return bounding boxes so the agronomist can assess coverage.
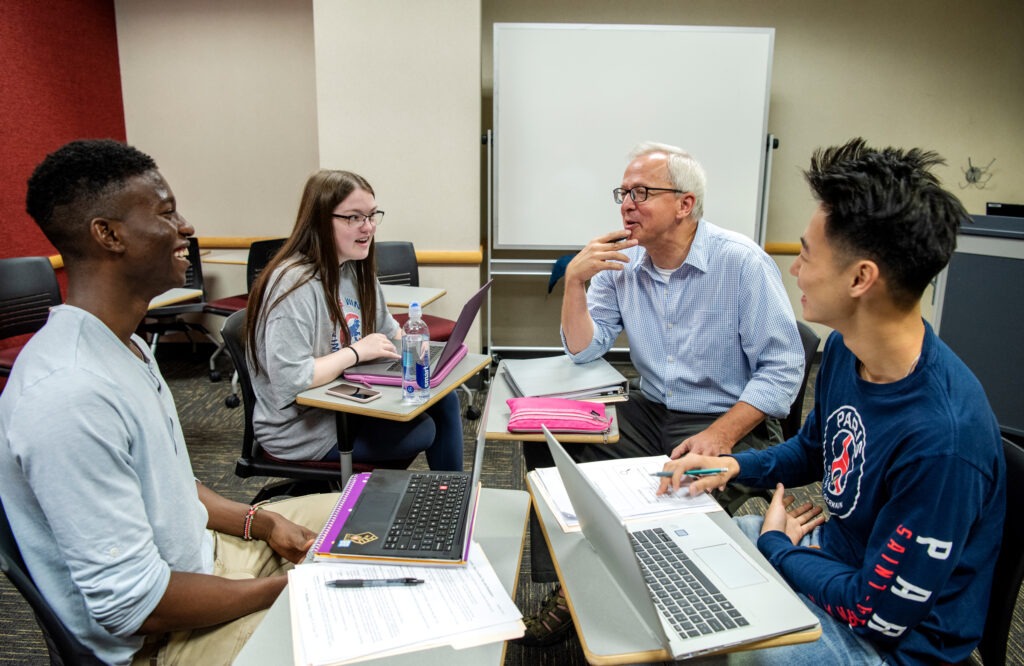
[346,345,360,365]
[242,500,271,541]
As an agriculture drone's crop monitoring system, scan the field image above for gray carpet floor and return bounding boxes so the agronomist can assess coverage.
[1,348,1019,665]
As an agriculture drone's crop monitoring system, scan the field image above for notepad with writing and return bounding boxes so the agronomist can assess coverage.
[502,355,628,403]
[290,544,524,666]
[309,473,372,562]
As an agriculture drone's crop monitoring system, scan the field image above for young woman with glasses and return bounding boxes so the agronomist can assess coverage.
[245,170,463,469]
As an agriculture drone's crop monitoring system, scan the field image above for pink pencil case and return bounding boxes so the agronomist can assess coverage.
[506,397,612,434]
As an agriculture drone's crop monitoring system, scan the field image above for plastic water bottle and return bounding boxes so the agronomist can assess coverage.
[401,302,431,404]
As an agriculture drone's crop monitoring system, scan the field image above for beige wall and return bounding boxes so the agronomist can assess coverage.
[116,0,484,348]
[312,0,482,332]
[483,0,1024,347]
[115,0,320,304]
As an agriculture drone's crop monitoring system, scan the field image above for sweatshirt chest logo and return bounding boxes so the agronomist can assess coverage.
[823,405,866,518]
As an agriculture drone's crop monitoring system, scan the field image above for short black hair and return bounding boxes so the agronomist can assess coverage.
[25,139,157,258]
[804,137,968,308]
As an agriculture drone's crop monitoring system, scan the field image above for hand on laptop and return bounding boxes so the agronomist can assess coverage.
[761,483,826,546]
[655,454,739,496]
[352,333,400,364]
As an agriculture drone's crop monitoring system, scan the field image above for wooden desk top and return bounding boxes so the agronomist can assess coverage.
[296,354,490,422]
[484,361,620,444]
[527,476,821,664]
[381,284,446,308]
[233,488,531,666]
[201,249,249,265]
[148,287,203,310]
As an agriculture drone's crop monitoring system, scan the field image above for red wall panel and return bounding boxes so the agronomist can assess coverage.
[0,0,126,261]
[1,0,125,359]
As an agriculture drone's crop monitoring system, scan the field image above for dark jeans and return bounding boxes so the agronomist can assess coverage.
[524,392,782,582]
[320,392,464,471]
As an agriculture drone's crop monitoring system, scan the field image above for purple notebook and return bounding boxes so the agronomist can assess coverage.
[310,473,371,561]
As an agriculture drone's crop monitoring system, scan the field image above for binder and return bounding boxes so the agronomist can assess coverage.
[502,355,628,403]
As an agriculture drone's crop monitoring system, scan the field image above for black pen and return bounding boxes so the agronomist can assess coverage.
[325,577,424,588]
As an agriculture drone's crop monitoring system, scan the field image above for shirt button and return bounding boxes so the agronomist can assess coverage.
[667,323,674,329]
[667,356,674,362]
[666,391,673,397]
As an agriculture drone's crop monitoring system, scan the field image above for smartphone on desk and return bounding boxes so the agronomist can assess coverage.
[326,382,382,403]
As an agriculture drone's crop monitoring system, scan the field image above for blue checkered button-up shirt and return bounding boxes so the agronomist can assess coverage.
[562,220,804,418]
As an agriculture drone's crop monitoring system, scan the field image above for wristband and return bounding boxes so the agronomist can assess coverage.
[346,345,360,365]
[242,500,271,541]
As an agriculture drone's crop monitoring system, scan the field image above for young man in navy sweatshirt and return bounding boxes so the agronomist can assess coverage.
[659,138,1005,665]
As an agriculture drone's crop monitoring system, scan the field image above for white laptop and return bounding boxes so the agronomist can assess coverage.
[542,426,819,660]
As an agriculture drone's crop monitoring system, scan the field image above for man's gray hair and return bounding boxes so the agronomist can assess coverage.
[628,142,706,220]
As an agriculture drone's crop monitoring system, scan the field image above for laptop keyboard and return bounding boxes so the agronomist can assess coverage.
[385,341,447,372]
[383,472,471,552]
[631,527,749,639]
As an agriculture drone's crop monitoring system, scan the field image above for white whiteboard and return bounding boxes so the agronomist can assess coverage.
[493,24,774,250]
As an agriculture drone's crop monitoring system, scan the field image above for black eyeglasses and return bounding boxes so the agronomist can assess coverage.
[332,211,385,227]
[612,186,684,204]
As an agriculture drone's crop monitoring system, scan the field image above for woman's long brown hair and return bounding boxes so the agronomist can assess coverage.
[246,170,379,374]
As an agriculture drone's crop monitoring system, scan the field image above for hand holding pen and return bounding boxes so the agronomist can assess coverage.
[655,455,739,497]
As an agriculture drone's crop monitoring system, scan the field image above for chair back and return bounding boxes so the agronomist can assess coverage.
[0,496,104,665]
[246,239,287,290]
[221,310,259,460]
[0,257,62,340]
[781,321,821,440]
[978,436,1024,665]
[181,237,206,292]
[375,241,420,286]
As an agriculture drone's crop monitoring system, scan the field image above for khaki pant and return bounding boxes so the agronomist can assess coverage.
[132,492,339,666]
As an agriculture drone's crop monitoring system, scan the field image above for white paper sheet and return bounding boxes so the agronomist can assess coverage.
[533,455,722,532]
[289,542,523,666]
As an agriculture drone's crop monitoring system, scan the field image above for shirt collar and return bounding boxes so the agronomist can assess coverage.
[630,219,709,276]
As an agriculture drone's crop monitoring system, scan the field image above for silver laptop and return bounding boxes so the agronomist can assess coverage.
[345,280,492,381]
[542,426,819,659]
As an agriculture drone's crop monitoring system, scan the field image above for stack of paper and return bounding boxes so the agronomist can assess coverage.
[289,543,523,666]
[501,355,628,403]
[530,455,722,533]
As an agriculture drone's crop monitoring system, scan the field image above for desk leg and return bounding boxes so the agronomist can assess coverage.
[336,412,353,486]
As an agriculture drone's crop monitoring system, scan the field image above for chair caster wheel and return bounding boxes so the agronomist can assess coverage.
[210,370,222,382]
[225,394,240,408]
[465,405,481,421]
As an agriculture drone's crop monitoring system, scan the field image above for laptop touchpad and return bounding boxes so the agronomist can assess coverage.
[358,492,400,523]
[694,544,767,589]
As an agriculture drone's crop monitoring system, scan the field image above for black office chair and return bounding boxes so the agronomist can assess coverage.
[976,436,1024,665]
[205,238,286,407]
[221,310,415,503]
[0,257,62,378]
[375,240,482,419]
[137,237,220,358]
[0,496,104,666]
[781,321,821,440]
[721,320,820,516]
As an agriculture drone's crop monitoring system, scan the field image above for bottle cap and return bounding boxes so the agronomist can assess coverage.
[409,302,422,319]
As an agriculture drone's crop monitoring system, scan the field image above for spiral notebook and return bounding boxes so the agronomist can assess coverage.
[308,473,373,562]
